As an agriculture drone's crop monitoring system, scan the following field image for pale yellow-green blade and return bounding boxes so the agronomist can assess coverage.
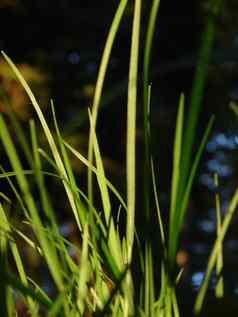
[1,51,81,231]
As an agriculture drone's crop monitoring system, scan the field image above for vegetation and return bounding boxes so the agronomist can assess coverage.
[0,0,237,316]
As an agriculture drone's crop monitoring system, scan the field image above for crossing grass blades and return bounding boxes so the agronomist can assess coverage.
[0,0,238,316]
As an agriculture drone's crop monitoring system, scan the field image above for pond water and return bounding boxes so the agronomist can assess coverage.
[1,1,238,315]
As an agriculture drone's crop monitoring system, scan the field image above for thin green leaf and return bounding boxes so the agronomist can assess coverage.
[214,173,224,298]
[126,0,141,264]
[1,51,82,231]
[88,0,128,208]
[194,181,238,314]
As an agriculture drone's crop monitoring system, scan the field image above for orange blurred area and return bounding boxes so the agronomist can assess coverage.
[176,249,190,268]
[0,58,49,120]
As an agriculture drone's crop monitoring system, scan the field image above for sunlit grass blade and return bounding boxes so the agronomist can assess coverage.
[90,0,128,123]
[0,114,65,293]
[151,158,165,245]
[64,140,127,211]
[30,120,75,274]
[51,100,87,227]
[30,120,77,274]
[0,203,38,314]
[126,0,141,264]
[88,111,123,269]
[214,173,224,298]
[169,115,214,266]
[96,265,129,316]
[142,0,161,227]
[171,289,180,317]
[88,111,111,225]
[179,115,215,229]
[13,227,42,255]
[179,0,224,200]
[77,223,90,314]
[144,243,155,316]
[169,93,184,257]
[1,51,82,232]
[194,182,238,314]
[88,0,128,206]
[170,94,184,217]
[143,0,160,108]
[30,119,58,227]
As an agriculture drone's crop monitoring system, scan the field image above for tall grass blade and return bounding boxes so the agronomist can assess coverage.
[126,0,141,264]
[151,158,165,245]
[172,289,180,317]
[194,183,238,314]
[88,111,123,269]
[88,0,128,207]
[77,223,90,314]
[143,0,160,109]
[169,115,214,266]
[214,173,224,298]
[169,93,184,247]
[179,0,224,199]
[51,100,87,228]
[1,51,82,232]
[143,0,161,222]
[0,115,65,293]
[30,119,78,275]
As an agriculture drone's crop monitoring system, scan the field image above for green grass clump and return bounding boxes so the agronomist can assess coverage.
[0,0,237,316]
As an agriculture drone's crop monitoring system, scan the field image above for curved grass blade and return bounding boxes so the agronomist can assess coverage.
[88,0,128,207]
[1,51,82,232]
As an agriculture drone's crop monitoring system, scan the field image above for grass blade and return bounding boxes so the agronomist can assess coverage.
[169,94,184,252]
[169,115,214,266]
[88,0,128,207]
[0,115,65,292]
[179,0,224,199]
[1,51,82,232]
[64,141,127,211]
[126,0,141,264]
[194,181,238,314]
[51,100,87,227]
[214,173,224,298]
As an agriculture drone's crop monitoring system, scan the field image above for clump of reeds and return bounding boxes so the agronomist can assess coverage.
[0,0,237,316]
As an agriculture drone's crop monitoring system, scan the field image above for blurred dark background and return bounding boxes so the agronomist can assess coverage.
[1,0,238,315]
